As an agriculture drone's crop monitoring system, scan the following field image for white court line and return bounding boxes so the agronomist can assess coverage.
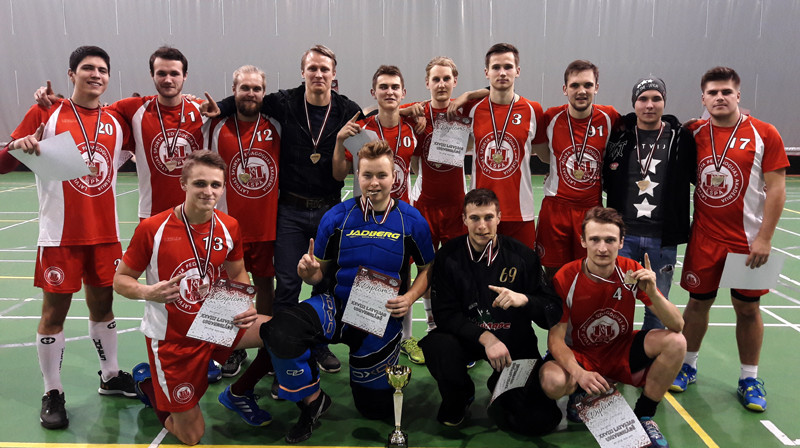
[760,420,800,446]
[0,211,37,214]
[148,427,169,448]
[0,249,36,252]
[0,217,37,232]
[774,246,800,261]
[771,289,800,306]
[761,308,800,334]
[777,226,800,238]
[0,315,142,321]
[0,259,33,262]
[0,327,139,348]
[0,297,37,316]
[0,184,36,193]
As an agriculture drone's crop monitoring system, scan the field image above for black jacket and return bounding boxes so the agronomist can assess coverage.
[430,235,562,359]
[603,113,696,247]
[218,84,361,198]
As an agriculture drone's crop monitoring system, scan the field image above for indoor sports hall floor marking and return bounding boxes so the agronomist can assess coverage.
[663,393,719,447]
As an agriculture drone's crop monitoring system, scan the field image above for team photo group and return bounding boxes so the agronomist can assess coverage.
[0,40,788,447]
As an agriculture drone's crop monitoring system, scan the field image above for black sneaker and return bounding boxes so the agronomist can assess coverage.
[285,391,332,444]
[98,370,137,397]
[40,389,68,429]
[437,395,474,427]
[222,349,248,378]
[270,377,285,401]
[312,346,341,373]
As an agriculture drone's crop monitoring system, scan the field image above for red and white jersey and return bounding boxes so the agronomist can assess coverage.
[108,96,205,218]
[542,104,619,207]
[466,96,546,221]
[11,102,129,246]
[346,116,417,202]
[409,102,467,207]
[122,208,243,341]
[553,257,652,366]
[203,114,282,242]
[689,115,788,247]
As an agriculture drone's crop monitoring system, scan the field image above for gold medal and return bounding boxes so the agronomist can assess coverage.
[310,153,321,164]
[624,270,637,285]
[492,152,504,164]
[165,160,178,172]
[636,180,650,192]
[88,164,99,177]
[197,283,210,298]
[238,172,251,184]
[574,169,584,180]
[711,173,724,187]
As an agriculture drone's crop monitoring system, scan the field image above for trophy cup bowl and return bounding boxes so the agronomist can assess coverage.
[386,365,412,448]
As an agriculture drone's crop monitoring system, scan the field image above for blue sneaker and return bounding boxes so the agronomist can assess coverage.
[466,361,477,369]
[132,362,152,407]
[218,385,272,426]
[738,377,767,412]
[208,360,222,384]
[567,390,587,423]
[640,417,669,447]
[670,363,697,393]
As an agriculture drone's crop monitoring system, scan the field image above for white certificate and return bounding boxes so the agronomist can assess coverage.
[186,279,255,347]
[427,114,471,167]
[343,129,379,155]
[719,251,785,290]
[10,132,91,181]
[488,358,536,406]
[577,388,650,448]
[342,266,399,337]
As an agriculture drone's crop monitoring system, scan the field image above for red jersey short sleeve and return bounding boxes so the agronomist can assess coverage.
[542,104,619,207]
[468,96,544,221]
[123,208,244,341]
[109,96,206,218]
[11,102,127,246]
[205,115,281,243]
[689,116,789,248]
[350,116,417,203]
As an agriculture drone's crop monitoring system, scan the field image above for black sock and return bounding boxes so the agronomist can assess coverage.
[634,394,659,419]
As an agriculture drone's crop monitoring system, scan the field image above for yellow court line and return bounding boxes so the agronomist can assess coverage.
[664,392,720,448]
[783,207,800,216]
[0,276,34,280]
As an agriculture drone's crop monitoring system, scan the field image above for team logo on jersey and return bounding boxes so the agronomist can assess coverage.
[68,144,114,197]
[578,308,628,346]
[150,129,199,177]
[345,230,401,241]
[557,145,602,190]
[535,242,546,259]
[476,134,521,180]
[44,266,65,286]
[173,382,195,404]
[170,260,221,315]
[229,150,278,199]
[391,158,409,197]
[695,156,744,208]
[422,134,456,173]
[683,271,701,289]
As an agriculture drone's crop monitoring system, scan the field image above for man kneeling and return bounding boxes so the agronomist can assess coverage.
[419,189,563,435]
[540,206,686,447]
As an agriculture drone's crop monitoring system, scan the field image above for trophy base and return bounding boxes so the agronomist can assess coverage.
[386,429,408,448]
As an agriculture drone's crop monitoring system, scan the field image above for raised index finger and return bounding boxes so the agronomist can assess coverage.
[204,91,215,104]
[46,80,53,94]
[643,253,651,270]
[308,238,315,256]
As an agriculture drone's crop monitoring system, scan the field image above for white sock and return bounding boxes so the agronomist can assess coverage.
[89,319,119,381]
[37,331,65,393]
[422,298,436,332]
[684,351,699,369]
[740,364,758,380]
[401,312,413,340]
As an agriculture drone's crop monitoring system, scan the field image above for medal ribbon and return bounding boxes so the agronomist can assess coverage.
[583,259,635,291]
[68,99,102,164]
[375,117,402,156]
[566,105,594,168]
[304,101,332,155]
[155,98,185,159]
[466,237,498,267]
[233,113,262,172]
[180,203,216,282]
[634,122,665,179]
[488,97,516,154]
[708,114,743,173]
[360,196,394,225]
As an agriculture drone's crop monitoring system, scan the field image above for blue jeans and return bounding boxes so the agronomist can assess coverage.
[618,234,677,331]
[273,202,336,312]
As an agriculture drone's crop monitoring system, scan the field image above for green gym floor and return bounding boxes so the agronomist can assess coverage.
[1,172,799,448]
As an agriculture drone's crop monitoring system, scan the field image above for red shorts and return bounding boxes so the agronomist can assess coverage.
[574,331,648,388]
[146,331,245,413]
[681,228,768,298]
[415,201,465,248]
[535,197,591,268]
[497,220,536,250]
[243,241,275,277]
[34,243,122,293]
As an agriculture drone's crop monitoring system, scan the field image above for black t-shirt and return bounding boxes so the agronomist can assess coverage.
[622,123,672,237]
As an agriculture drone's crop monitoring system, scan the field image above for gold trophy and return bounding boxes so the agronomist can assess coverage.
[386,365,412,448]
